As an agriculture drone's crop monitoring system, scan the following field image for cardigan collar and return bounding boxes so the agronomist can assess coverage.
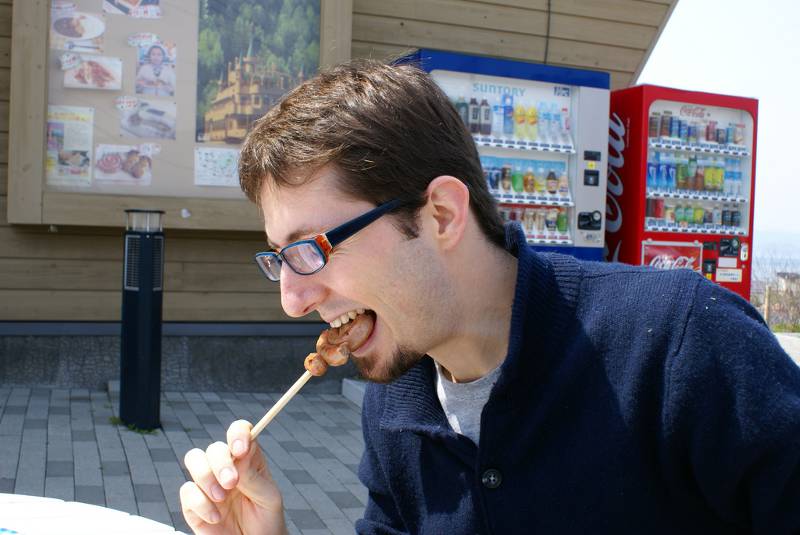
[379,223,581,437]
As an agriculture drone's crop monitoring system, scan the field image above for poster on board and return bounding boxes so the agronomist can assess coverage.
[103,0,162,19]
[195,0,320,144]
[95,143,159,185]
[194,147,240,187]
[50,11,106,54]
[46,105,94,187]
[119,98,177,140]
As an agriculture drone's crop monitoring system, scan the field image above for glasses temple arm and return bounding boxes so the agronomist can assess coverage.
[324,199,404,247]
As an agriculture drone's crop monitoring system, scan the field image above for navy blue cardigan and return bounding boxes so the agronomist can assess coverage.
[356,224,800,534]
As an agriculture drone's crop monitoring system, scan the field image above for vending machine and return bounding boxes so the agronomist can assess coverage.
[605,85,758,299]
[409,49,610,260]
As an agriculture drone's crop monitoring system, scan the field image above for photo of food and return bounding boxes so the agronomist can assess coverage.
[95,144,153,184]
[196,0,320,144]
[63,56,122,90]
[46,105,94,187]
[120,99,177,140]
[49,12,105,54]
[103,0,161,19]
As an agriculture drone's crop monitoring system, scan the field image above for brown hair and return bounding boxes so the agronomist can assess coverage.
[239,59,505,248]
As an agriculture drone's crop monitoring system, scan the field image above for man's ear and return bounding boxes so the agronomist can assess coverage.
[423,176,470,250]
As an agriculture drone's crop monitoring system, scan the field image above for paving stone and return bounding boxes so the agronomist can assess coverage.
[281,440,307,453]
[323,516,357,535]
[295,483,347,521]
[46,460,74,477]
[72,429,96,442]
[15,428,47,496]
[101,460,130,476]
[197,413,219,424]
[0,478,14,492]
[149,447,176,462]
[3,406,26,415]
[49,406,70,415]
[45,475,74,500]
[138,500,173,525]
[283,469,315,484]
[286,508,326,530]
[104,474,138,515]
[75,484,106,506]
[171,511,191,533]
[0,434,21,478]
[305,446,335,459]
[207,401,228,411]
[343,507,363,524]
[134,483,165,503]
[74,443,103,486]
[24,418,48,430]
[326,490,363,509]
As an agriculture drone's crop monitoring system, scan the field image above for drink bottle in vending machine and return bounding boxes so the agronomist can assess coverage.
[408,49,610,261]
[605,85,757,300]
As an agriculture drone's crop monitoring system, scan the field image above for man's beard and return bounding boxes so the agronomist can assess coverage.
[354,345,425,384]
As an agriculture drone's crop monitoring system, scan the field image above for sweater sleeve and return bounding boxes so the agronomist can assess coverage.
[664,275,800,534]
[355,386,409,535]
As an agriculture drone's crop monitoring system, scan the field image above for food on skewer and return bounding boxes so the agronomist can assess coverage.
[303,310,374,376]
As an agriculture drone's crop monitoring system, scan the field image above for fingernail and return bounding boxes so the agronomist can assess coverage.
[209,510,221,523]
[219,467,235,486]
[232,439,245,456]
[211,483,225,501]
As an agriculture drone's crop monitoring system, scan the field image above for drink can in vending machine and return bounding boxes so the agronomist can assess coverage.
[649,113,660,138]
[556,208,568,233]
[703,207,713,225]
[675,205,686,227]
[716,128,727,145]
[706,121,717,143]
[726,124,735,145]
[734,124,745,145]
[654,198,665,219]
[523,208,535,233]
[679,120,689,143]
[488,167,500,192]
[657,163,669,190]
[731,209,741,227]
[545,208,558,232]
[722,205,732,227]
[659,113,672,138]
[664,203,675,224]
[670,117,680,139]
[688,124,698,144]
[676,163,689,190]
[499,206,511,222]
[693,204,704,225]
[501,165,512,192]
[535,208,546,233]
[667,164,677,191]
[647,162,659,189]
[712,204,722,226]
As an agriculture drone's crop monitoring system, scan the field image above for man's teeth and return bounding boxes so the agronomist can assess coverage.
[330,309,369,329]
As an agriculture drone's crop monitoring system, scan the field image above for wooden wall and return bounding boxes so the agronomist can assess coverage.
[0,0,675,321]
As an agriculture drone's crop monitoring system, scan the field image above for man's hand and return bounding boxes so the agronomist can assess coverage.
[180,420,287,534]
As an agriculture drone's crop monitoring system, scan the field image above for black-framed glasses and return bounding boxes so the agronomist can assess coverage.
[254,198,403,282]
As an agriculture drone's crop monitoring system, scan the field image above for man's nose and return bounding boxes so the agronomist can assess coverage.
[279,263,325,318]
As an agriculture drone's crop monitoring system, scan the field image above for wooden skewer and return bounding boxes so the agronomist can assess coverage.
[250,370,313,440]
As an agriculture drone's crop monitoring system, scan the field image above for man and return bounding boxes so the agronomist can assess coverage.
[179,60,800,534]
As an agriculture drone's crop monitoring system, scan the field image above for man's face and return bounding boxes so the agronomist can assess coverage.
[260,167,450,383]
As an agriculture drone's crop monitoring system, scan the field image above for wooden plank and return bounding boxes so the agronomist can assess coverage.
[354,0,547,37]
[547,37,642,72]
[42,191,264,231]
[632,0,678,81]
[353,13,548,63]
[0,100,7,132]
[0,131,6,163]
[7,0,47,224]
[550,13,656,50]
[0,194,7,226]
[0,67,8,100]
[0,4,11,37]
[354,0,655,49]
[320,0,353,69]
[0,36,8,68]
[351,41,415,62]
[0,165,6,196]
[0,289,300,322]
[0,226,267,263]
[0,257,276,293]
[474,0,668,26]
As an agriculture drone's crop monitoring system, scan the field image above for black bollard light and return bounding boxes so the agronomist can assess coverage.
[119,209,165,430]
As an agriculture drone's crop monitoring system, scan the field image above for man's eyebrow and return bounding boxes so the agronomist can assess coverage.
[267,227,323,250]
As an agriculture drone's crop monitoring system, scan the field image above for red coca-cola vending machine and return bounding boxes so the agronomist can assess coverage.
[605,85,758,300]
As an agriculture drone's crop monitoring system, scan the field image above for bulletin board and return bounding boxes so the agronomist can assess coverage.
[8,0,352,230]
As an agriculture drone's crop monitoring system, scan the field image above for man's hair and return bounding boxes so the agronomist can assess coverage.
[239,59,505,248]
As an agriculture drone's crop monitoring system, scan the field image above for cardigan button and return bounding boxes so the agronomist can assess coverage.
[481,468,502,489]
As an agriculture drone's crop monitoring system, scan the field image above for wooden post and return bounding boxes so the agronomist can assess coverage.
[764,285,771,325]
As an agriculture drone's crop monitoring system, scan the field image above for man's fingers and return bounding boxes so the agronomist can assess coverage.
[206,440,238,490]
[180,481,221,528]
[227,419,252,459]
[184,447,227,503]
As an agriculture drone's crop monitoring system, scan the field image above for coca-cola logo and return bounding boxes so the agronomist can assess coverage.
[649,255,697,270]
[605,112,626,262]
[679,105,706,118]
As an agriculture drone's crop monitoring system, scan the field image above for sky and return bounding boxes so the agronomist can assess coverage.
[637,0,799,265]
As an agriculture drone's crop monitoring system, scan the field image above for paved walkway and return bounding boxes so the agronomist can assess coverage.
[0,386,366,534]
